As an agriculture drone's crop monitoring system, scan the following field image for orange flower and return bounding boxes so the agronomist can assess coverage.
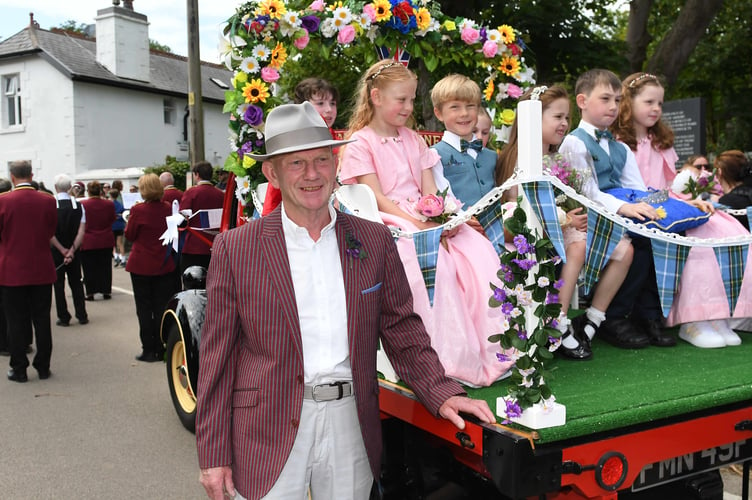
[242,79,270,104]
[498,56,521,78]
[269,42,288,69]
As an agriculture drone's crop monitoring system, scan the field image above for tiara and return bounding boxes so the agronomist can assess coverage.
[368,61,400,81]
[530,86,548,101]
[628,73,658,88]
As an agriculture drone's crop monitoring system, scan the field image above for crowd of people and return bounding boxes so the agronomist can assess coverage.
[0,162,226,381]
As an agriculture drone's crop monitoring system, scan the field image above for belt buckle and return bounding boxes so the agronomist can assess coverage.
[312,381,346,401]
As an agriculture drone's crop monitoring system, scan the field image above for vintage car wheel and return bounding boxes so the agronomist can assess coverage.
[166,324,197,432]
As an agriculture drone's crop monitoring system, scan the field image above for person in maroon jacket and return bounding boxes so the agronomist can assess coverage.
[80,181,116,300]
[160,171,183,206]
[125,174,178,362]
[178,161,224,273]
[0,161,58,382]
[196,103,494,500]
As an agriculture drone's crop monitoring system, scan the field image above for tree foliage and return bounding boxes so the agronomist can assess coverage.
[54,20,173,53]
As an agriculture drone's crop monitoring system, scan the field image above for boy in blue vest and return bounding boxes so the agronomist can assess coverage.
[559,69,675,349]
[431,74,496,208]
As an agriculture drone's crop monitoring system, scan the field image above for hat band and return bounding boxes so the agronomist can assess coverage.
[264,126,334,156]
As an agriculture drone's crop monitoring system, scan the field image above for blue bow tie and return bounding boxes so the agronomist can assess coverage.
[595,129,613,141]
[460,139,483,153]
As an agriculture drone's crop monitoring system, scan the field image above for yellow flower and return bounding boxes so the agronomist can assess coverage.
[242,156,257,169]
[655,206,667,219]
[372,0,392,22]
[443,20,456,31]
[233,71,248,88]
[500,109,516,126]
[269,42,288,69]
[415,8,431,31]
[499,55,521,77]
[242,79,270,104]
[257,0,286,20]
[484,79,495,102]
[498,24,516,44]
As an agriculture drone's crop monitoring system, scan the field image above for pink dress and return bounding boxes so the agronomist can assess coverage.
[339,126,512,387]
[635,138,752,325]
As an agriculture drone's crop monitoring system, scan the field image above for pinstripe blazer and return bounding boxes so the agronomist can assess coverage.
[196,206,464,500]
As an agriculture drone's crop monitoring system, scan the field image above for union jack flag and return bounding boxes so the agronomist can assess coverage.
[375,44,411,67]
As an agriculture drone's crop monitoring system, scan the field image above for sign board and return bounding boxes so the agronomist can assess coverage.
[662,97,705,168]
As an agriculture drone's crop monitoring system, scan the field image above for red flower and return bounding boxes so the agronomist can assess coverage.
[509,44,521,56]
[249,21,264,34]
[393,1,413,25]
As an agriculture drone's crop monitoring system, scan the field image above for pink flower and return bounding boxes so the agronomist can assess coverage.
[362,4,376,22]
[309,0,325,12]
[506,83,523,98]
[460,26,480,45]
[260,66,280,83]
[482,40,498,58]
[337,25,356,45]
[294,31,310,49]
[416,194,444,218]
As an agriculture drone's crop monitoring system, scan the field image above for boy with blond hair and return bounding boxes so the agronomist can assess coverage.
[559,69,672,350]
[431,74,497,206]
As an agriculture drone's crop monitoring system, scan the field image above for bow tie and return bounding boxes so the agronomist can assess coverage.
[460,139,483,153]
[595,129,613,141]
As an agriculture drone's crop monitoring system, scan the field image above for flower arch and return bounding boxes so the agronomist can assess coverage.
[220,0,535,199]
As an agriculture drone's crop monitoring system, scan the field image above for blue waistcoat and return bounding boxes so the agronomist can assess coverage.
[570,128,627,191]
[432,140,497,206]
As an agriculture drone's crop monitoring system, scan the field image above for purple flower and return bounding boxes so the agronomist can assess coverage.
[501,302,514,315]
[550,318,559,329]
[697,176,709,187]
[513,234,532,254]
[512,258,536,271]
[493,287,507,303]
[238,141,254,158]
[545,292,559,304]
[517,329,528,341]
[496,352,510,363]
[301,15,321,33]
[554,279,565,290]
[243,105,264,126]
[505,399,523,419]
[479,26,487,42]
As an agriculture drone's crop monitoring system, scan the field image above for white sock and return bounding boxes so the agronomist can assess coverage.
[557,315,579,348]
[585,307,606,340]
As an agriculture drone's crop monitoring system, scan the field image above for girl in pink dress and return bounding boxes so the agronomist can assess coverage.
[338,60,512,387]
[614,72,751,347]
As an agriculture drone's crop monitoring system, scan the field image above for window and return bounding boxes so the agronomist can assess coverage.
[3,74,22,127]
[163,98,175,124]
[210,77,229,89]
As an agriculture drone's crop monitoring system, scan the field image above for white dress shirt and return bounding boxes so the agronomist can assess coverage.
[560,120,647,213]
[281,202,351,385]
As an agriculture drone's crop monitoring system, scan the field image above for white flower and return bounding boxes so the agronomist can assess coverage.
[521,376,533,388]
[515,61,536,83]
[548,337,561,352]
[280,11,302,36]
[251,44,271,61]
[537,276,550,287]
[671,168,695,195]
[517,291,533,306]
[366,25,379,42]
[416,19,440,37]
[486,29,502,44]
[443,196,459,214]
[510,307,522,318]
[526,344,537,357]
[500,317,510,333]
[320,18,338,38]
[458,18,475,31]
[356,13,372,29]
[239,57,260,74]
[235,176,251,205]
[556,206,568,225]
[331,6,353,29]
[541,394,557,411]
[513,284,525,295]
[236,103,250,117]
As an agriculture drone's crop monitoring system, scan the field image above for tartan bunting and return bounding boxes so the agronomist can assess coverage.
[412,226,443,306]
[582,211,625,295]
[521,181,567,262]
[476,198,507,256]
[713,244,749,314]
[746,207,752,231]
[650,239,691,317]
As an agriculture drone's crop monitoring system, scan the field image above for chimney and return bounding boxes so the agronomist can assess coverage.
[95,3,149,82]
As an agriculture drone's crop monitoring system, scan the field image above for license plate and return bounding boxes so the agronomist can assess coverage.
[632,439,752,491]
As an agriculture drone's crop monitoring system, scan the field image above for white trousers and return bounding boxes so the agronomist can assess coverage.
[236,396,373,500]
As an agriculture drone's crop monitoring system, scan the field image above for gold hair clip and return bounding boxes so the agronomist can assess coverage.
[530,86,548,101]
[368,61,400,81]
[628,73,658,88]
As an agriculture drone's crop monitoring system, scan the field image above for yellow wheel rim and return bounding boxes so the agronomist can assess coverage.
[170,339,196,414]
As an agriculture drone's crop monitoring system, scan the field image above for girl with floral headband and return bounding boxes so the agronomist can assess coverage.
[613,72,752,348]
[338,59,513,387]
[496,85,634,360]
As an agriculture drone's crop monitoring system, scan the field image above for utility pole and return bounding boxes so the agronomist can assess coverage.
[186,0,205,164]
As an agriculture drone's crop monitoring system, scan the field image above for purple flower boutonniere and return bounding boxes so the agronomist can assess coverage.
[345,232,368,267]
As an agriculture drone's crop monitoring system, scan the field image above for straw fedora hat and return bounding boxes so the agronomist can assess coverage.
[247,102,356,161]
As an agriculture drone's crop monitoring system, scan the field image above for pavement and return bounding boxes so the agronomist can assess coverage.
[0,265,749,499]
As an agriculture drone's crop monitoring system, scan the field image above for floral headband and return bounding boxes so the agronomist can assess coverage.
[368,61,400,81]
[530,86,548,101]
[628,73,658,88]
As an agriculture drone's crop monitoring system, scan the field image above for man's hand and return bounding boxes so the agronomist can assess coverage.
[199,466,235,500]
[617,202,657,221]
[438,395,495,430]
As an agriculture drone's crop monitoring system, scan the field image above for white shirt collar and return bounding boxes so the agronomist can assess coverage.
[441,130,480,158]
[280,201,337,244]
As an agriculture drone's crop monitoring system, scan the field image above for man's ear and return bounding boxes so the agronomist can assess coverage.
[262,161,280,189]
[575,93,587,110]
[433,106,443,122]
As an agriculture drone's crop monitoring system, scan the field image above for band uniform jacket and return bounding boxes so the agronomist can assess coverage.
[0,186,57,286]
[162,186,183,206]
[124,200,175,276]
[196,207,464,500]
[80,197,116,250]
[179,183,224,255]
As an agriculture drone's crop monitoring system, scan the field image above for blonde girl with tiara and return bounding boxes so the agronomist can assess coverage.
[613,72,752,348]
[496,85,634,360]
[338,60,513,387]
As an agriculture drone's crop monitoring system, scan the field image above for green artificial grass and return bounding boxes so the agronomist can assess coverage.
[466,332,752,444]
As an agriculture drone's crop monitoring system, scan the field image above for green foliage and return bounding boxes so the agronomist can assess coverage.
[55,20,89,34]
[149,39,173,53]
[144,156,191,191]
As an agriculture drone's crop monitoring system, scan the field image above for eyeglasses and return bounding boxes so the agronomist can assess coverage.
[694,163,711,170]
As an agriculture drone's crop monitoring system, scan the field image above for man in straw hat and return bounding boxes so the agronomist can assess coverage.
[196,102,494,500]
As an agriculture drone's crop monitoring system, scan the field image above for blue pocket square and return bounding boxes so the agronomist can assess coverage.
[361,282,382,295]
